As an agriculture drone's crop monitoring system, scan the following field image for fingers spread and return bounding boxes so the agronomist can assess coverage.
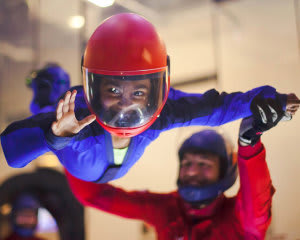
[78,115,96,131]
[63,91,72,113]
[69,90,77,111]
[56,100,64,120]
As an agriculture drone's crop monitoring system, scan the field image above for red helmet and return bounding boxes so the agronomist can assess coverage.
[82,13,170,137]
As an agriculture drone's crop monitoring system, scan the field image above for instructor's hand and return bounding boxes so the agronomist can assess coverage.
[241,96,284,146]
[51,90,96,137]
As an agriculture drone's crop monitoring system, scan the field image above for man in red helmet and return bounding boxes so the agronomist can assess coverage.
[65,97,286,240]
[1,13,299,183]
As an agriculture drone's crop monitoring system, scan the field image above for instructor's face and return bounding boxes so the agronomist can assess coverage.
[179,152,220,187]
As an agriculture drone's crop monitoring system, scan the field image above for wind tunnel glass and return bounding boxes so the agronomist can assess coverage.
[83,68,169,129]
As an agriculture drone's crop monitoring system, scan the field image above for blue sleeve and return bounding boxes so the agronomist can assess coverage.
[0,112,57,167]
[153,85,287,131]
[0,86,86,168]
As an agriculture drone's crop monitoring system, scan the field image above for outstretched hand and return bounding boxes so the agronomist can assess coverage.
[286,93,300,116]
[51,90,96,137]
[240,96,285,146]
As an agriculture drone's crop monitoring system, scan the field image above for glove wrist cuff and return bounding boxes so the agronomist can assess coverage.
[239,129,262,146]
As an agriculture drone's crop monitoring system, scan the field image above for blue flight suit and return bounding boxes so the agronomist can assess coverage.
[0,85,286,183]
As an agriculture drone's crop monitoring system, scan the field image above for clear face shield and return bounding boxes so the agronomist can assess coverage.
[82,67,169,131]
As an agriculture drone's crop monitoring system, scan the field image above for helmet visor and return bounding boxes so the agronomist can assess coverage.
[83,68,169,129]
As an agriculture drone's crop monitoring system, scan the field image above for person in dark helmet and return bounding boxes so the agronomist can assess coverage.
[65,97,289,240]
[3,194,45,240]
[1,13,299,183]
[176,129,236,207]
[26,63,70,115]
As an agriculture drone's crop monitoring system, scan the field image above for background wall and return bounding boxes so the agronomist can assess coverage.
[0,0,300,239]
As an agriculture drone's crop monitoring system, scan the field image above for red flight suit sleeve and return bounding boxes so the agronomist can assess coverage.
[65,169,165,225]
[235,139,275,239]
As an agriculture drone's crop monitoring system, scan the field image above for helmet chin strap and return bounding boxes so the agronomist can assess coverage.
[178,164,237,204]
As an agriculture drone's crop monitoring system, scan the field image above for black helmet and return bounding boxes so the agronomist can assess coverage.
[26,63,70,114]
[177,129,238,204]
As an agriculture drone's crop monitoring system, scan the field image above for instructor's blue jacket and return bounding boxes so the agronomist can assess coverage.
[0,86,286,182]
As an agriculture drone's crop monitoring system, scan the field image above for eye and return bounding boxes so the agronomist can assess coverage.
[181,161,191,168]
[109,87,121,95]
[133,90,145,97]
[198,162,207,167]
[197,161,212,169]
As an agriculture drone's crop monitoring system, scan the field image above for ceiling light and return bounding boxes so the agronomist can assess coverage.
[0,204,12,215]
[87,0,115,8]
[69,16,85,29]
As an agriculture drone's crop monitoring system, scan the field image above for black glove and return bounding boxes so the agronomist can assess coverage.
[239,96,285,146]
